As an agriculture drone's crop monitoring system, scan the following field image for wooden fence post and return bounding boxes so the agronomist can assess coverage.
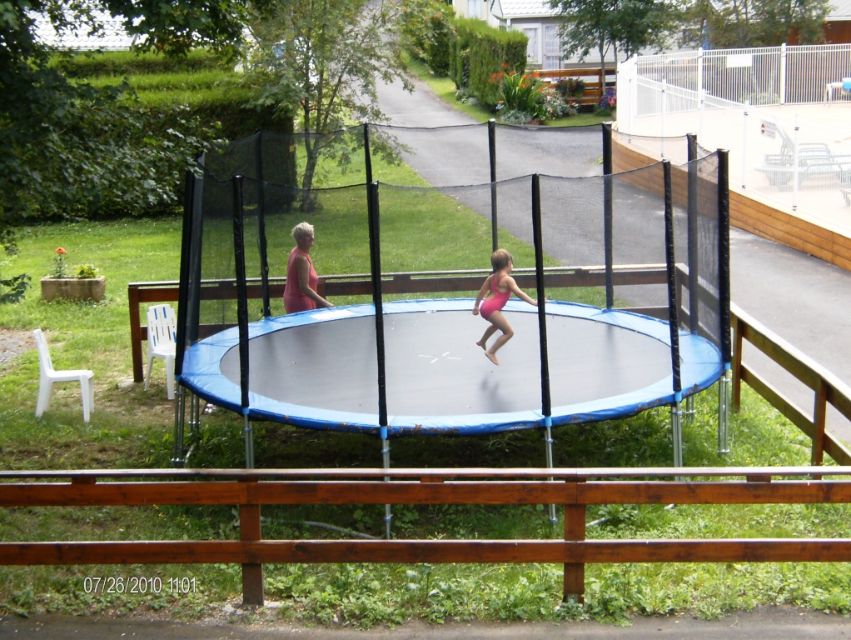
[239,482,264,606]
[563,482,586,602]
[731,315,744,411]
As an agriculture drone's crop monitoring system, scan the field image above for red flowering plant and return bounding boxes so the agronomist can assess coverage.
[48,247,99,279]
[50,247,68,278]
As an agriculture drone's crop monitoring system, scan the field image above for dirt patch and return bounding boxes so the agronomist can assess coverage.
[0,328,33,369]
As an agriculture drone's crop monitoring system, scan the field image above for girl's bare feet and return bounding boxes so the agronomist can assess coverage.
[476,339,487,350]
[484,351,499,365]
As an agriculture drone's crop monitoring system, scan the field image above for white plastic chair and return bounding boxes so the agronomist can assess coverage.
[145,303,177,400]
[33,328,95,423]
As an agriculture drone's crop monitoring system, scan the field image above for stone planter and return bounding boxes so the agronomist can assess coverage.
[41,277,106,302]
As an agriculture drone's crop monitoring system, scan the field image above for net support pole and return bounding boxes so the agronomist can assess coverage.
[602,123,614,309]
[531,174,556,525]
[255,132,271,318]
[686,133,699,334]
[368,181,392,538]
[663,161,684,467]
[233,175,255,469]
[488,119,499,251]
[717,148,732,454]
[363,123,374,186]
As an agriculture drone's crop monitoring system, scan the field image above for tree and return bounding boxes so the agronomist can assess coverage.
[0,0,252,301]
[549,0,678,76]
[679,0,830,48]
[242,0,414,208]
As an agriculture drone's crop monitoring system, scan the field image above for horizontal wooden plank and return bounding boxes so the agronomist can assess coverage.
[2,480,851,508]
[3,539,851,566]
[2,466,851,481]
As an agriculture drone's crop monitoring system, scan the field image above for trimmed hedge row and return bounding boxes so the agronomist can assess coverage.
[53,49,232,77]
[76,51,291,139]
[446,18,527,110]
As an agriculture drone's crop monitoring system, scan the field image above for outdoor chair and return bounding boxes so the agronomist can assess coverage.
[145,303,177,400]
[33,328,95,423]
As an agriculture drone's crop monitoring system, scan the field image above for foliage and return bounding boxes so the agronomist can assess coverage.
[0,229,30,303]
[550,0,679,67]
[400,0,456,77]
[50,247,68,279]
[0,214,850,624]
[241,0,412,209]
[449,18,527,109]
[496,72,547,121]
[556,77,585,98]
[678,0,830,48]
[596,87,617,116]
[74,264,99,279]
[53,49,233,78]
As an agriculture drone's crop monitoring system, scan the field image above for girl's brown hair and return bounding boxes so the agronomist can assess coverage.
[490,249,513,272]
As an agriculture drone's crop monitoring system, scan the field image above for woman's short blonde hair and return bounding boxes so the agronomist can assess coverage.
[490,248,513,272]
[291,221,315,243]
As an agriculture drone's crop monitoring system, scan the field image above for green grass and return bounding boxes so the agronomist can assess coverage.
[0,59,848,626]
[2,210,849,625]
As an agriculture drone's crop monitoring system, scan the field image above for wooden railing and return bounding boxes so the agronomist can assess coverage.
[535,66,617,107]
[731,303,851,466]
[2,467,851,606]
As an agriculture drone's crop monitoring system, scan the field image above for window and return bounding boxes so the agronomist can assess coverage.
[523,27,540,64]
[543,24,563,69]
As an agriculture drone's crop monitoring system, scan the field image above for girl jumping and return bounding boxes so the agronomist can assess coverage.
[472,249,537,365]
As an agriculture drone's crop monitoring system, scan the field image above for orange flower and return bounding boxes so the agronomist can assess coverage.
[55,247,67,255]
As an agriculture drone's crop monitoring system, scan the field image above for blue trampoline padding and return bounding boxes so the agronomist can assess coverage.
[180,299,722,436]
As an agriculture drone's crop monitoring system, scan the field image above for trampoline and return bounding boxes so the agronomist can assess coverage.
[180,299,723,436]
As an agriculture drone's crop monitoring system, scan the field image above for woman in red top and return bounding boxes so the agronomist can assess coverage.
[472,249,537,366]
[283,222,334,313]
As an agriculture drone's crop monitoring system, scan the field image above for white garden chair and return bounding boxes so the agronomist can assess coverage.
[145,303,177,399]
[33,328,94,423]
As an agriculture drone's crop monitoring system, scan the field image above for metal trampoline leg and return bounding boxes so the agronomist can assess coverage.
[171,386,186,468]
[671,402,684,467]
[717,369,731,454]
[544,421,558,525]
[381,428,393,540]
[244,416,255,469]
[684,395,695,424]
[190,394,201,440]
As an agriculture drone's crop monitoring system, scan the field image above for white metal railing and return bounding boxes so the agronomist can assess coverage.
[617,44,851,226]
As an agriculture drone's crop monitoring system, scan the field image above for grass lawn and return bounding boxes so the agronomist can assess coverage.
[0,64,849,628]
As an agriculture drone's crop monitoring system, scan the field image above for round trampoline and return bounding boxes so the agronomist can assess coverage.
[180,299,723,436]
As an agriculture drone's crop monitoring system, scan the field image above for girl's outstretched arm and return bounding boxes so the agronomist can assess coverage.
[505,275,537,306]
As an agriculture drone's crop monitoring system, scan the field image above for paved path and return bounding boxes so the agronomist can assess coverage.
[3,607,851,639]
[376,75,851,443]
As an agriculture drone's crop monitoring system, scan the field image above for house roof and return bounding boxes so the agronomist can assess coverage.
[491,0,560,20]
[34,12,136,50]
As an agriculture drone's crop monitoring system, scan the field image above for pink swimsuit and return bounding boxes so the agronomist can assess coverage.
[283,247,318,313]
[480,274,512,319]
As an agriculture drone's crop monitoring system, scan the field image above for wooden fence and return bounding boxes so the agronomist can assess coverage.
[2,467,851,606]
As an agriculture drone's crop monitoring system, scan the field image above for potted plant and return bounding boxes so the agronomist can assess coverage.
[40,247,106,302]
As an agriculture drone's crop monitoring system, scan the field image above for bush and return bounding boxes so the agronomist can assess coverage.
[596,87,617,116]
[52,49,233,78]
[401,0,455,77]
[555,77,585,99]
[450,18,527,109]
[497,72,546,121]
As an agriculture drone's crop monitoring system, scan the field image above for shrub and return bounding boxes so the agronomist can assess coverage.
[497,72,546,121]
[401,0,455,76]
[596,87,617,116]
[450,18,527,108]
[555,77,585,99]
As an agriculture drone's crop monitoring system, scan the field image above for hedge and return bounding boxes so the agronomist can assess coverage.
[450,18,527,109]
[52,49,233,77]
